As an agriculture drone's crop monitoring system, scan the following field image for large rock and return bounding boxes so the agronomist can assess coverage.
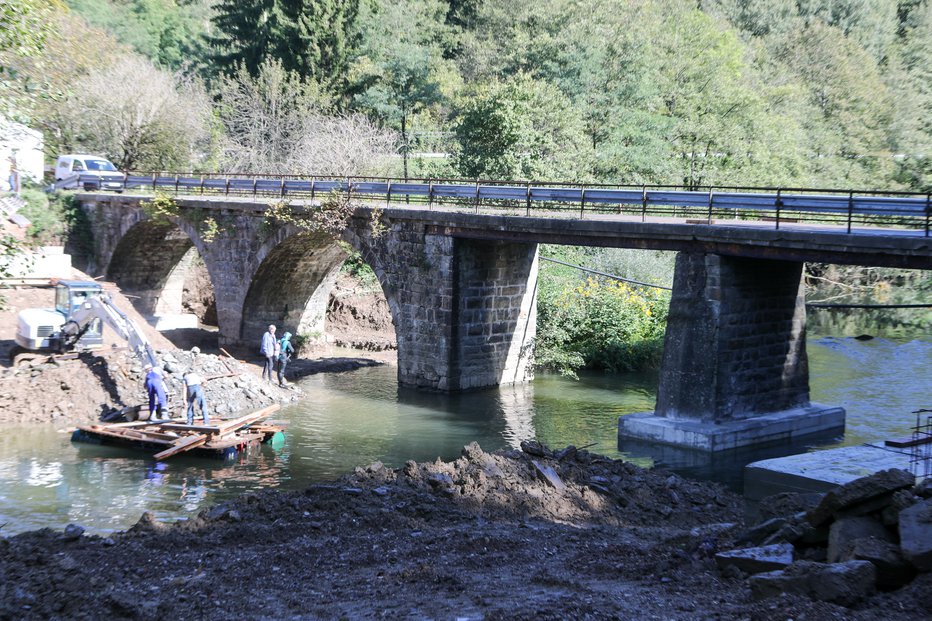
[715,543,794,574]
[807,469,914,527]
[749,560,876,606]
[881,489,919,527]
[827,516,893,563]
[899,498,932,571]
[842,538,916,590]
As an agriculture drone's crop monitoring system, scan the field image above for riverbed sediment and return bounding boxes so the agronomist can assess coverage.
[2,441,929,620]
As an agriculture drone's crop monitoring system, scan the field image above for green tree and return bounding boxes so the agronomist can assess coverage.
[797,0,898,60]
[281,0,360,94]
[351,0,455,178]
[67,0,211,70]
[210,0,288,77]
[453,74,587,181]
[773,21,895,186]
[0,0,58,119]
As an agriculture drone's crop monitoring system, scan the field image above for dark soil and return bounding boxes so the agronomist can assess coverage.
[2,442,929,620]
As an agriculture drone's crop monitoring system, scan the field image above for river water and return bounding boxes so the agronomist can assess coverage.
[0,334,929,535]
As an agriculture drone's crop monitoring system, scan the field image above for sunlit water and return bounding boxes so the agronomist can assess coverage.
[0,335,929,535]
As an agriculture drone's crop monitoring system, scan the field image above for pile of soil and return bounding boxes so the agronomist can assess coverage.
[2,442,929,619]
[0,346,299,426]
[0,275,300,426]
[180,257,217,326]
[322,272,397,353]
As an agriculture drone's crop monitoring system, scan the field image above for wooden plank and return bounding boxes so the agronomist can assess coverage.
[160,423,223,434]
[206,432,265,449]
[214,405,281,435]
[77,426,172,444]
[154,434,209,460]
[157,405,277,436]
[885,435,932,448]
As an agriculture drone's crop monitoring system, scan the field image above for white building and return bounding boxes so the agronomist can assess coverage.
[0,116,45,192]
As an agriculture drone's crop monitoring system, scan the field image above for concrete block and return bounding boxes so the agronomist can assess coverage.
[898,498,932,571]
[808,468,915,527]
[827,516,893,563]
[618,403,844,452]
[745,445,915,506]
[715,543,794,574]
[842,538,916,590]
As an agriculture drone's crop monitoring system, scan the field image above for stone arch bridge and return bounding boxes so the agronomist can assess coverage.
[77,193,931,452]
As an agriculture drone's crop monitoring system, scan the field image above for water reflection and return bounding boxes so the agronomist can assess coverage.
[0,335,928,535]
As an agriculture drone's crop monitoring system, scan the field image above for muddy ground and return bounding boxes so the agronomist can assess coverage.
[1,262,930,618]
[1,441,930,620]
[0,271,391,426]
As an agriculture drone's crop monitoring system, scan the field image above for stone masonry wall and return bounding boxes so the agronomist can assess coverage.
[655,253,809,423]
[83,196,540,392]
[451,239,538,390]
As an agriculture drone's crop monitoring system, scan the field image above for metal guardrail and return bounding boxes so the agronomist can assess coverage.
[73,172,932,236]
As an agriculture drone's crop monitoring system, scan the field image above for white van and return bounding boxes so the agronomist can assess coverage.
[54,154,125,191]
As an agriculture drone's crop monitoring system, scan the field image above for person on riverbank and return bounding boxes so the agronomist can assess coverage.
[277,331,295,386]
[144,364,167,421]
[260,324,277,382]
[183,368,209,425]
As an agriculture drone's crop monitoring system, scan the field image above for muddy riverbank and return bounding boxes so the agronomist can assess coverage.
[2,442,930,620]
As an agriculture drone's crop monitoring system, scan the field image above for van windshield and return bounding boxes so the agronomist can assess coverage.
[85,159,117,171]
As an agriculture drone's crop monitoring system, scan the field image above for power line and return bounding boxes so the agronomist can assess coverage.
[806,303,932,309]
[539,256,673,291]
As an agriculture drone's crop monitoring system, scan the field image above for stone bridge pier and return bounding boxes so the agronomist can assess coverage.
[619,253,845,451]
[78,196,537,392]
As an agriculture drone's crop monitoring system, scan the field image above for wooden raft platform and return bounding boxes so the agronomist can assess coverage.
[71,405,285,461]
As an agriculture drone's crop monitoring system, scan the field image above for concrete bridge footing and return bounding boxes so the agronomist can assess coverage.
[619,253,845,451]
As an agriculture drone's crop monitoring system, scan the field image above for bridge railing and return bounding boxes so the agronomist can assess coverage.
[75,172,931,237]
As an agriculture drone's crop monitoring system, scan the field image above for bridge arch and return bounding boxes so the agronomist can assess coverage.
[239,228,401,349]
[105,217,216,321]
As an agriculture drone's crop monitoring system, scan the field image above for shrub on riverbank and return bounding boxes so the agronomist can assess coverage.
[535,275,669,377]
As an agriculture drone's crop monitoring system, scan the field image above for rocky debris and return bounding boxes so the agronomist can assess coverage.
[806,468,915,527]
[0,347,300,426]
[899,498,932,571]
[61,524,84,541]
[846,538,917,589]
[714,543,794,574]
[725,469,929,603]
[749,560,877,606]
[756,491,823,522]
[343,441,742,529]
[827,516,894,562]
[152,349,299,419]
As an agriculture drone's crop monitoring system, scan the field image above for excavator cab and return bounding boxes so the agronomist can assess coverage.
[13,280,156,367]
[53,281,104,348]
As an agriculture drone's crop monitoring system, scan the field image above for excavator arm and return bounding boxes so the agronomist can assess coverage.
[67,294,159,368]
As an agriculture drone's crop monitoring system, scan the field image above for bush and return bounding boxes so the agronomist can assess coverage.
[535,275,669,377]
[533,246,672,377]
[17,186,68,244]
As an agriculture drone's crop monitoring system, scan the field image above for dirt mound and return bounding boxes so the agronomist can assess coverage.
[1,443,925,620]
[0,347,299,426]
[349,440,739,529]
[322,271,396,353]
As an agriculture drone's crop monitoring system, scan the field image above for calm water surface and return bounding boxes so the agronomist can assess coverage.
[0,335,929,535]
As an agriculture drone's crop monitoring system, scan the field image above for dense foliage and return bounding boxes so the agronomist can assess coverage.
[9,0,916,191]
[1,0,928,373]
